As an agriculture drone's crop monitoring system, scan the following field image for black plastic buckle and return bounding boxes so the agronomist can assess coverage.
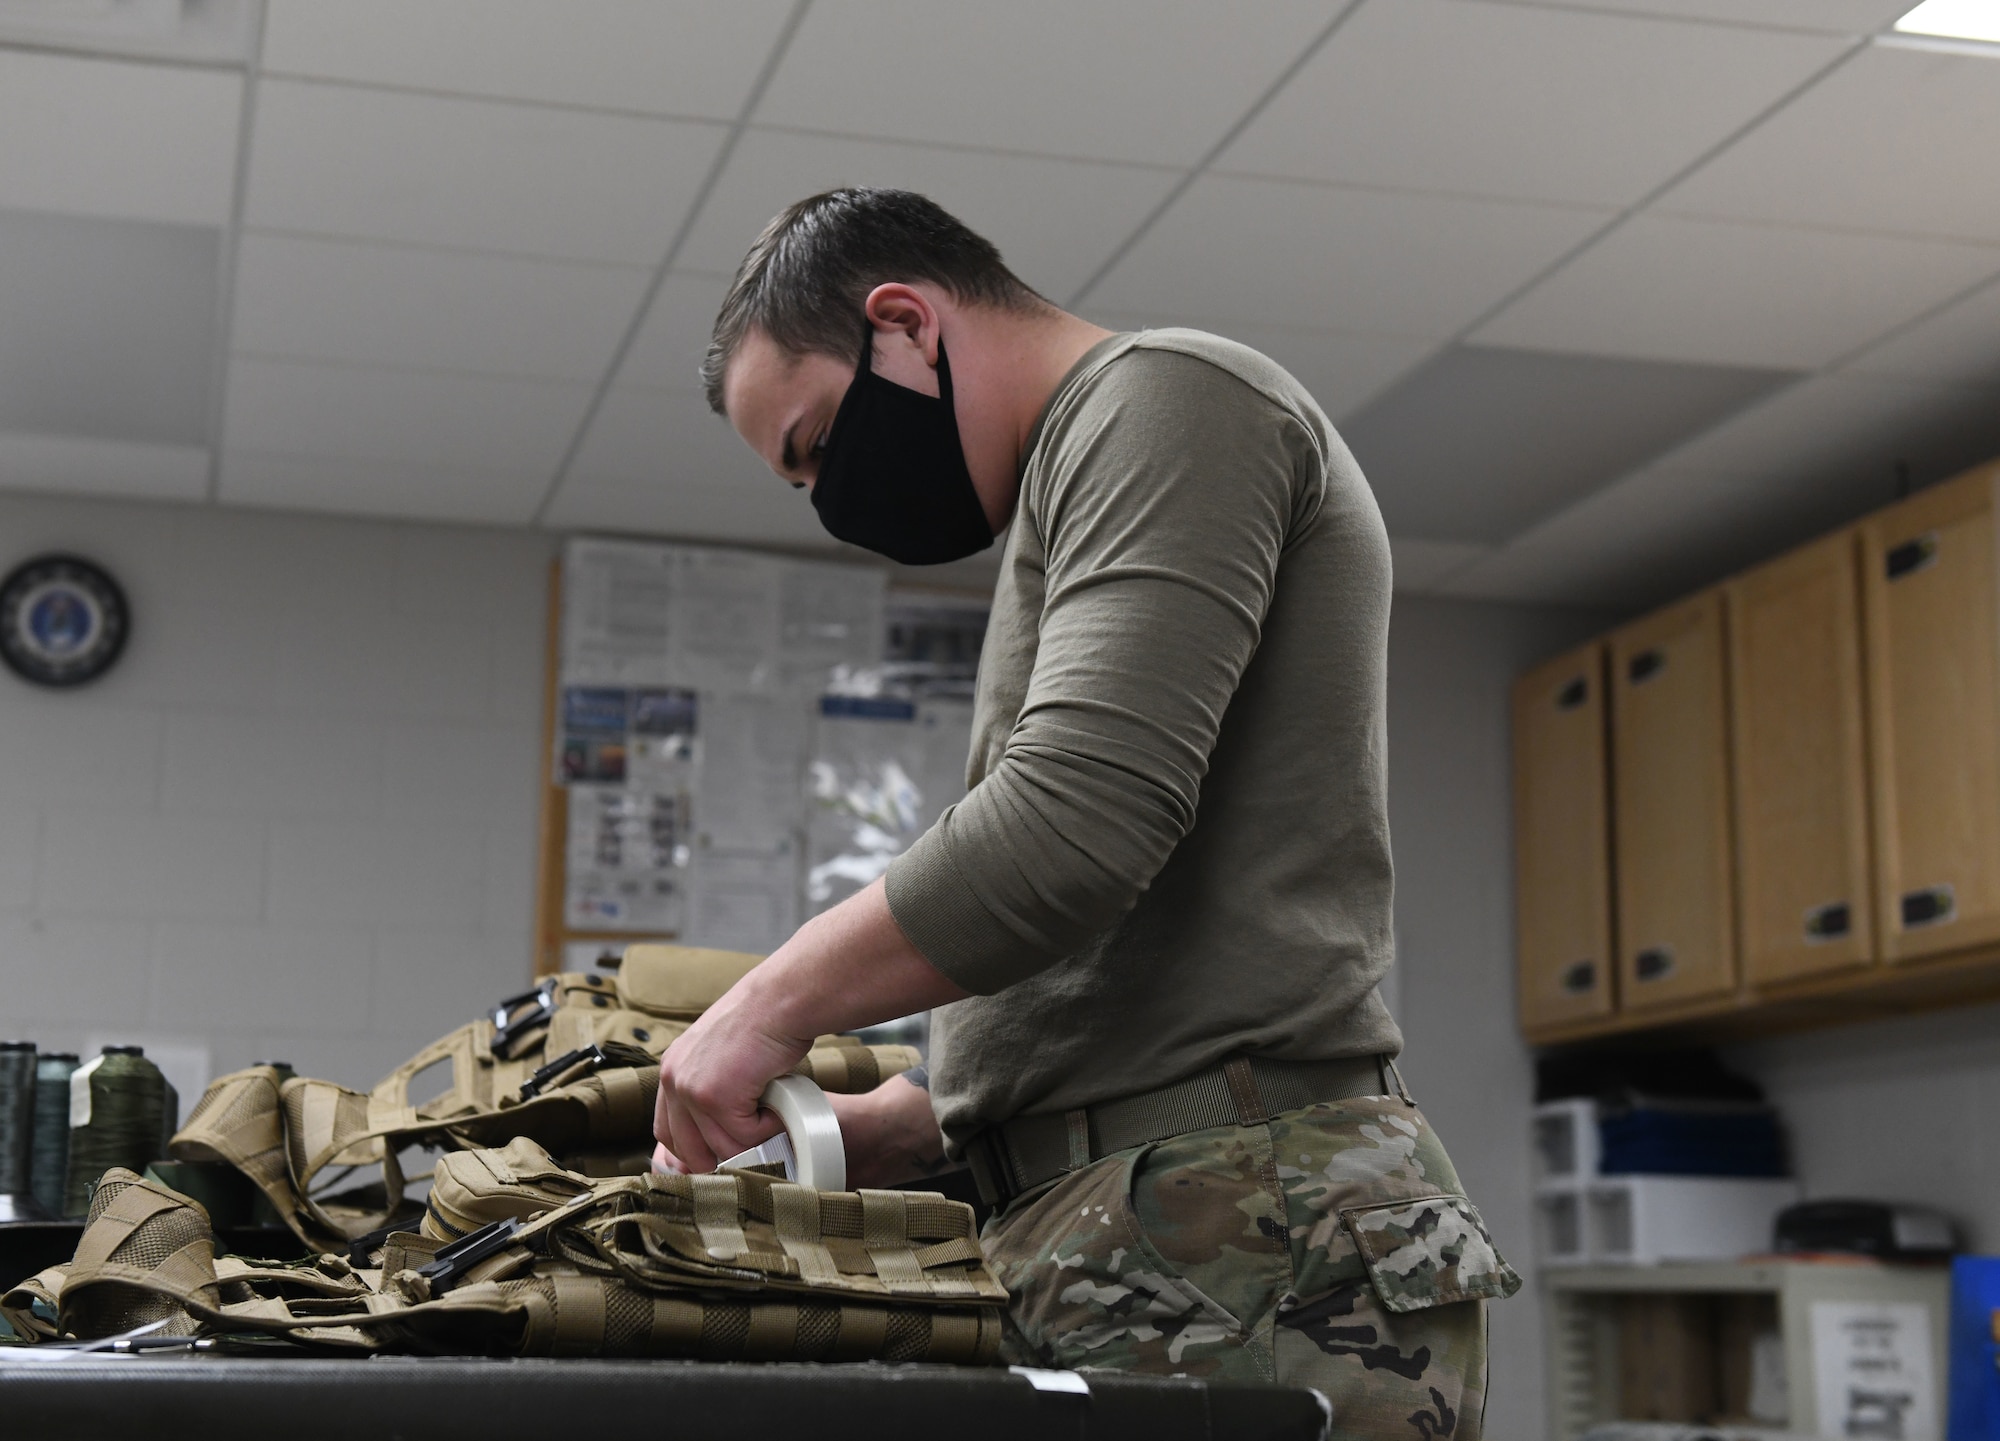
[413,1217,524,1291]
[490,978,560,1059]
[516,1044,608,1101]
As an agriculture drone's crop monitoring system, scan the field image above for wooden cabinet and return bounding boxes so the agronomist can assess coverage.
[1514,455,2000,1045]
[1725,531,1875,988]
[1863,460,2000,965]
[1609,592,1737,1013]
[1513,642,1615,1030]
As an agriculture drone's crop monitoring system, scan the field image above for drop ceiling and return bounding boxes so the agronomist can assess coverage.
[0,0,1995,611]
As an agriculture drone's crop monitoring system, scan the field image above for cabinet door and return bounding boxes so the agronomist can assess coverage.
[1726,530,1875,987]
[1513,642,1615,1030]
[1612,592,1737,1011]
[1863,461,2000,963]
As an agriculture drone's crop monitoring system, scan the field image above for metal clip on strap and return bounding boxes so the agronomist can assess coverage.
[414,1217,524,1291]
[490,979,560,1060]
[517,1044,609,1100]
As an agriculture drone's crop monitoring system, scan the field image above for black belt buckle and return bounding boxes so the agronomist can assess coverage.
[414,1217,524,1291]
[490,978,560,1059]
[963,1130,1012,1211]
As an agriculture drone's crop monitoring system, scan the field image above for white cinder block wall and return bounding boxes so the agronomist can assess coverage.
[0,492,555,1093]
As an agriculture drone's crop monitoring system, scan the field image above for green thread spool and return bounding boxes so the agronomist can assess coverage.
[30,1051,79,1218]
[0,1041,35,1203]
[62,1046,169,1219]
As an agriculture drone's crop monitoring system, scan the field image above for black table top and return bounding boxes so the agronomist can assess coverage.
[0,1353,1330,1441]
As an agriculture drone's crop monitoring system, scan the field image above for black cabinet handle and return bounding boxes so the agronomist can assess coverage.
[1885,533,1938,581]
[1627,649,1665,684]
[1560,960,1596,994]
[1900,885,1956,929]
[1803,902,1851,942]
[1633,947,1675,981]
[1556,677,1589,710]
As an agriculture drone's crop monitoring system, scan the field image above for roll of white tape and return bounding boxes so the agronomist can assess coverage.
[761,1074,845,1193]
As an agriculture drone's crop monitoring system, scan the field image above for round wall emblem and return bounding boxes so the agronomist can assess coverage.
[0,554,130,688]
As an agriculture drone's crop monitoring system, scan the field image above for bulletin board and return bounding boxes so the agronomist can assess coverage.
[532,537,987,977]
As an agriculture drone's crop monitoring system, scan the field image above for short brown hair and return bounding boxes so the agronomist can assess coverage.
[702,188,1045,414]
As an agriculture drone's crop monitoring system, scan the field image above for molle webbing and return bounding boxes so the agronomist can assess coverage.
[16,1158,1008,1367]
[166,956,921,1251]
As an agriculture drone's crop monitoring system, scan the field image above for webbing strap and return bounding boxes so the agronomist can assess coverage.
[744,1301,798,1355]
[830,1302,889,1361]
[859,1190,929,1293]
[771,1184,840,1285]
[594,1066,651,1131]
[550,1273,606,1350]
[650,1294,705,1348]
[689,1173,749,1261]
[71,1184,183,1274]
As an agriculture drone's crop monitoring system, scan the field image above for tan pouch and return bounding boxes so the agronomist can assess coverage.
[424,1138,591,1240]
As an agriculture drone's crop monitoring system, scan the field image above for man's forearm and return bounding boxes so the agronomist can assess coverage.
[739,876,970,1045]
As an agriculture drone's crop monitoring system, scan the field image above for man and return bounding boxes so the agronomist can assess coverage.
[655,188,1518,1434]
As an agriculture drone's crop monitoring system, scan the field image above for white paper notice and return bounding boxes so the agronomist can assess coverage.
[697,689,810,850]
[562,539,675,686]
[671,549,781,690]
[780,560,885,680]
[687,847,800,954]
[1809,1300,1938,1441]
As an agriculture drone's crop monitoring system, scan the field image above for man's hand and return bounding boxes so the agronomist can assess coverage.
[652,876,969,1173]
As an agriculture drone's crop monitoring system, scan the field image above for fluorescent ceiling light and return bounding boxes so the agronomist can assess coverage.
[1895,0,2000,44]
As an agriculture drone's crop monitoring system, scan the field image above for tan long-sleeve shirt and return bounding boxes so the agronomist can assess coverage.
[884,329,1402,1149]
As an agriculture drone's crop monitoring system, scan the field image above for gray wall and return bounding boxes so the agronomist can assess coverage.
[1725,998,2000,1254]
[1387,595,1616,1441]
[0,492,555,1091]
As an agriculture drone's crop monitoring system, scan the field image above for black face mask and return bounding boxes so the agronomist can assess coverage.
[810,327,995,566]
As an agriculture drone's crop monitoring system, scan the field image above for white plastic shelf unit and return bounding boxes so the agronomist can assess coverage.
[1543,1260,1949,1441]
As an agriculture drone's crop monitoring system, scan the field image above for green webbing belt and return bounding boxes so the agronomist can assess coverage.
[966,1053,1405,1208]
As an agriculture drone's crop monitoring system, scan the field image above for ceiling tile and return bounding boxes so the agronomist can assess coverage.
[0,51,241,226]
[753,0,1341,166]
[1652,370,2000,486]
[221,356,593,475]
[1390,538,1490,593]
[1443,372,2000,607]
[1218,0,1844,208]
[1088,174,1610,335]
[1550,1,1907,31]
[244,80,728,264]
[0,432,209,503]
[219,452,550,526]
[1661,45,2000,244]
[0,208,218,446]
[1475,214,2000,369]
[1846,275,2000,384]
[262,0,796,119]
[1345,344,1797,543]
[679,130,1183,303]
[1086,312,1437,422]
[615,271,731,393]
[232,233,651,381]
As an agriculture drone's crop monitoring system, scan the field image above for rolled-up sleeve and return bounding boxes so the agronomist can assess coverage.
[884,351,1308,994]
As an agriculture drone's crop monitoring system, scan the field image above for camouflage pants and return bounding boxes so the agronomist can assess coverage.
[981,1095,1520,1440]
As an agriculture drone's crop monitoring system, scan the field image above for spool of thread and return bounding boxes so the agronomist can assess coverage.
[30,1051,79,1218]
[0,1041,36,1201]
[62,1045,170,1219]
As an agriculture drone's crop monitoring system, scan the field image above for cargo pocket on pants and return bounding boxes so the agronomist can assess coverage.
[1342,1194,1523,1313]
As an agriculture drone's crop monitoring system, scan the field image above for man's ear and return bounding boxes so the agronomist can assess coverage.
[862,283,940,367]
